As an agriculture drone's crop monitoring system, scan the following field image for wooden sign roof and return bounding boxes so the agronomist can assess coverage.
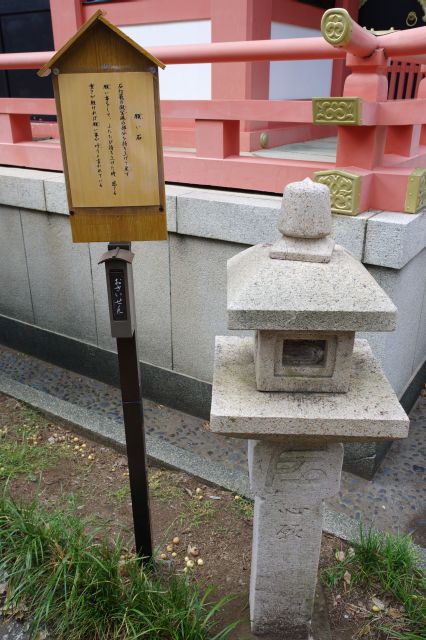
[38,10,165,78]
[38,10,168,244]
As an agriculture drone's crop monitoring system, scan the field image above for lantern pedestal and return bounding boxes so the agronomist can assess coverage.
[210,336,409,637]
[249,441,343,638]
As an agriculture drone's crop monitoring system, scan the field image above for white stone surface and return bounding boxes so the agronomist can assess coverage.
[0,168,423,269]
[254,330,354,393]
[333,210,376,259]
[210,336,409,442]
[278,178,331,239]
[415,283,426,376]
[177,188,283,245]
[248,440,343,503]
[43,173,68,215]
[90,240,173,369]
[164,184,195,233]
[0,167,52,211]
[363,248,426,396]
[364,210,426,269]
[228,243,397,332]
[169,235,249,382]
[20,211,97,343]
[250,498,322,638]
[0,206,34,324]
[269,235,335,262]
[177,187,374,260]
[248,442,343,637]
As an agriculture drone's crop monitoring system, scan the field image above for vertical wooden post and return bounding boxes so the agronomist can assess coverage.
[49,0,83,49]
[107,241,153,560]
[336,50,388,170]
[211,0,272,151]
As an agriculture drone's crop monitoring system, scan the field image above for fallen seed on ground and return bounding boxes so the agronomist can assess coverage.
[173,536,180,544]
[166,544,173,552]
[197,558,204,566]
[171,552,177,558]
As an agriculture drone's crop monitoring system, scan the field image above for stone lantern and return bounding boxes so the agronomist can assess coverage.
[209,179,409,639]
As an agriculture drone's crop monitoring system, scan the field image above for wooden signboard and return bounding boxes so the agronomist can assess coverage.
[38,11,167,243]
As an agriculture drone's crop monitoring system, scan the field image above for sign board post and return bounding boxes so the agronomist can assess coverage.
[39,10,168,560]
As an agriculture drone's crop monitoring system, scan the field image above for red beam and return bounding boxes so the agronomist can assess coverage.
[161,99,314,123]
[0,98,56,115]
[82,0,211,26]
[0,38,344,72]
[164,151,334,193]
[0,141,63,171]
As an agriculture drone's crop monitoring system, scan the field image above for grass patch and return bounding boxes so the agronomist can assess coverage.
[232,496,253,521]
[148,470,182,503]
[323,525,426,639]
[111,484,130,504]
[0,406,68,480]
[0,493,238,640]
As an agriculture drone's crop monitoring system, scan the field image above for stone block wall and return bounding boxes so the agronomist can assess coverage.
[0,167,424,476]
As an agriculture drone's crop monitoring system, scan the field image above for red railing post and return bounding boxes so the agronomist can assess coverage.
[335,49,388,169]
[417,65,426,145]
[49,0,83,49]
[195,120,240,158]
[0,114,32,143]
[211,0,272,152]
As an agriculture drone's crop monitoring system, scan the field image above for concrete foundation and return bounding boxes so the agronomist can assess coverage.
[0,168,424,476]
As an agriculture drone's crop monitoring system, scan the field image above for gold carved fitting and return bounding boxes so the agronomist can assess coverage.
[405,168,426,214]
[321,9,352,47]
[314,170,362,216]
[312,97,362,126]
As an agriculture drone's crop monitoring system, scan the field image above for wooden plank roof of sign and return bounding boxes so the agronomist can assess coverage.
[38,9,165,77]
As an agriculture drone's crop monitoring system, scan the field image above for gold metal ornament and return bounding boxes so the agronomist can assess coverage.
[405,168,426,213]
[312,97,362,126]
[406,11,418,27]
[417,0,426,22]
[314,170,362,216]
[321,9,352,47]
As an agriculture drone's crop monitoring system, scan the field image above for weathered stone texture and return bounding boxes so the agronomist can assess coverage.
[210,336,409,442]
[248,442,343,638]
[227,244,397,332]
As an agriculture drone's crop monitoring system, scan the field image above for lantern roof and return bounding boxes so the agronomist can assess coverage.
[227,179,396,333]
[227,242,396,332]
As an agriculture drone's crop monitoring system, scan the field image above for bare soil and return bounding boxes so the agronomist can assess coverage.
[0,392,410,639]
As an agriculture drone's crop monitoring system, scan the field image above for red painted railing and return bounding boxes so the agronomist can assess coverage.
[0,9,426,215]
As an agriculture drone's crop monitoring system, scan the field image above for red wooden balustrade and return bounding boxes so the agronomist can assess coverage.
[0,10,426,214]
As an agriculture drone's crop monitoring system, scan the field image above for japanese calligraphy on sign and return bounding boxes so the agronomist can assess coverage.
[109,269,128,321]
[58,71,160,208]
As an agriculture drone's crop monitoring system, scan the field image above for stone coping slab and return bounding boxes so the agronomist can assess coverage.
[210,337,409,443]
[0,168,424,268]
[228,244,396,332]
